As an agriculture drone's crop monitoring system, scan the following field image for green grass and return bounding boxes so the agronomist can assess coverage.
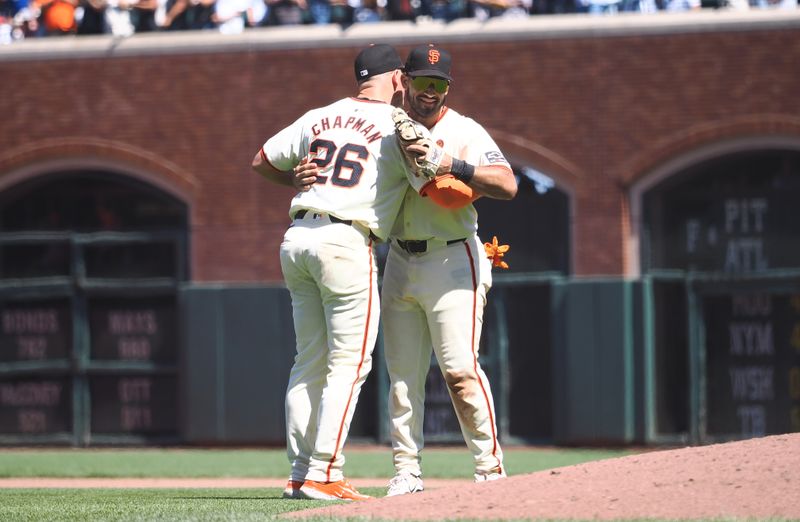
[0,488,769,522]
[0,446,635,478]
[0,487,352,521]
[0,447,641,521]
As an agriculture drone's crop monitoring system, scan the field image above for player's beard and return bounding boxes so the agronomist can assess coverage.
[409,92,446,120]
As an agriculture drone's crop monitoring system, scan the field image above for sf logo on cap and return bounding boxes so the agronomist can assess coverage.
[428,50,440,64]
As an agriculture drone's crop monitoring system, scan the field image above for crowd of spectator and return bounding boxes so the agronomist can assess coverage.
[0,0,796,44]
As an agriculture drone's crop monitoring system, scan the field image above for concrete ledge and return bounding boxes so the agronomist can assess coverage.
[1,9,798,62]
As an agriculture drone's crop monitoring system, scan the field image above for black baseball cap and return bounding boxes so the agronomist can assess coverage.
[354,44,403,82]
[404,44,452,82]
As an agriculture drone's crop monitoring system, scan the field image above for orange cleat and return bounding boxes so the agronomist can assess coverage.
[299,478,372,501]
[282,479,304,499]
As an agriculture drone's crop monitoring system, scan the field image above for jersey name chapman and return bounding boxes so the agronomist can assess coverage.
[311,113,383,144]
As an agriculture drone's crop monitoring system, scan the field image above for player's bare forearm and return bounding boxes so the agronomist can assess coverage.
[432,152,516,200]
[405,143,517,200]
[468,165,517,200]
[252,151,319,192]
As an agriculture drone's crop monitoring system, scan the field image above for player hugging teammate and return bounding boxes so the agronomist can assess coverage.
[252,43,516,501]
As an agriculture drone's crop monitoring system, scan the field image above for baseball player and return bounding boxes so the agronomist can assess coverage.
[251,44,433,501]
[381,44,518,497]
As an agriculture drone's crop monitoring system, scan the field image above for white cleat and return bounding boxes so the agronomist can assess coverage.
[474,468,507,482]
[386,472,424,497]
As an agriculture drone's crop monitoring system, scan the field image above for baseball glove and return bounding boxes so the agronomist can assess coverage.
[391,107,444,179]
[421,174,478,210]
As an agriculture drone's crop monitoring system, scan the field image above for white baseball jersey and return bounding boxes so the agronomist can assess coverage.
[390,107,511,241]
[382,106,510,480]
[262,97,426,241]
[261,96,425,485]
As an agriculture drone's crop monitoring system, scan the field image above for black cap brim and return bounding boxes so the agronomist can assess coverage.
[406,69,452,82]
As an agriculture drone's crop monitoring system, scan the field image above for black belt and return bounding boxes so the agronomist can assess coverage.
[294,209,379,242]
[294,209,352,226]
[396,238,466,254]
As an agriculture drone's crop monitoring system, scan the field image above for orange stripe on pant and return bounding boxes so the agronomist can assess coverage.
[464,242,502,473]
[326,240,374,481]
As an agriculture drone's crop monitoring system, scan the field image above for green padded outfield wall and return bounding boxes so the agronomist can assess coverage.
[180,285,295,444]
[179,280,647,446]
[552,279,640,445]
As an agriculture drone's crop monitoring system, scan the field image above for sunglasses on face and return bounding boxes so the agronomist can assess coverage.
[410,76,449,94]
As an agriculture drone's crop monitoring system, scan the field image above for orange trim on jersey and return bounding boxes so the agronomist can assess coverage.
[464,241,502,474]
[434,107,449,126]
[259,147,284,173]
[326,240,374,481]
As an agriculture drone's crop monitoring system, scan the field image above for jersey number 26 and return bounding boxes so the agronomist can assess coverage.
[309,139,368,188]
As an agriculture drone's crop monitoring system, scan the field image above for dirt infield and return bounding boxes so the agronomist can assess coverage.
[288,433,800,520]
[2,434,798,520]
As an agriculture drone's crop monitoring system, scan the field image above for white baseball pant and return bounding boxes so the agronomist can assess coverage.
[280,213,378,483]
[382,234,504,477]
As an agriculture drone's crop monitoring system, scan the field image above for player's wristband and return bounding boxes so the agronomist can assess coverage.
[450,158,475,185]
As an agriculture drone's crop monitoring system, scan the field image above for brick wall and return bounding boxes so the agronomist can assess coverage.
[2,14,799,281]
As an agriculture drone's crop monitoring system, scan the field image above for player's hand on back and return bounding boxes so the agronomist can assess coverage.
[293,156,319,192]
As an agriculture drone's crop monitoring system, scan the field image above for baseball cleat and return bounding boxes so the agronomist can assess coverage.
[282,479,304,499]
[474,467,507,482]
[386,472,424,497]
[298,478,371,501]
